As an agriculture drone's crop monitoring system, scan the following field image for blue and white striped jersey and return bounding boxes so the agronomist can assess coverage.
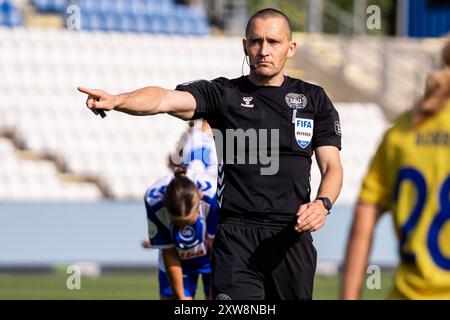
[144,171,219,274]
[181,124,218,178]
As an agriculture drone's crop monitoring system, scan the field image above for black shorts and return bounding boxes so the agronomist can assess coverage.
[211,210,317,300]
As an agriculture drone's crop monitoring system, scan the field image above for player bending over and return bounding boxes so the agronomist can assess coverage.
[143,167,218,300]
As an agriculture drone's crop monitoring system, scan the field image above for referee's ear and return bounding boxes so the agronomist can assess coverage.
[286,40,297,59]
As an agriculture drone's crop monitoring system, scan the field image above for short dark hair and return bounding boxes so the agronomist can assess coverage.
[245,8,292,40]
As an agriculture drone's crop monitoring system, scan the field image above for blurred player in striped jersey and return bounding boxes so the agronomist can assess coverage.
[141,120,218,300]
[142,166,218,300]
[168,120,218,178]
[341,42,450,299]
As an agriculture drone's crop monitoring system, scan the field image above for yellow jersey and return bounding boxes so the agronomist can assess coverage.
[359,100,450,300]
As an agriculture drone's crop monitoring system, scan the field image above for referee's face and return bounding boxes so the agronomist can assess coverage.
[244,16,296,80]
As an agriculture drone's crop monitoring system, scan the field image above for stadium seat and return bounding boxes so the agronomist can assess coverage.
[81,11,104,31]
[146,14,164,34]
[0,1,23,27]
[133,14,148,33]
[120,13,138,33]
[32,0,67,13]
[103,12,121,32]
[29,0,208,35]
[153,0,174,14]
[130,0,147,16]
[98,0,118,14]
[0,138,102,202]
[76,0,96,13]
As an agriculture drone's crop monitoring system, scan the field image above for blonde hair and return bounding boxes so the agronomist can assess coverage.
[411,70,450,127]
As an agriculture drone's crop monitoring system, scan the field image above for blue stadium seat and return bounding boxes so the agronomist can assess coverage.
[154,0,174,14]
[104,12,121,32]
[0,1,23,27]
[41,0,210,35]
[32,0,50,12]
[163,14,178,35]
[98,0,118,14]
[173,5,209,36]
[194,17,209,36]
[76,0,97,14]
[81,11,105,31]
[7,7,22,26]
[177,15,195,36]
[130,0,147,16]
[115,0,130,15]
[146,14,165,34]
[32,0,67,13]
[52,0,67,12]
[134,14,148,33]
[120,13,138,33]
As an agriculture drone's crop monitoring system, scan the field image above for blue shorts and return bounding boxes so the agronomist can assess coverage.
[158,269,211,299]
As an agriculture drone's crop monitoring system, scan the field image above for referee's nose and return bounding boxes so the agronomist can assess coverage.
[258,40,270,58]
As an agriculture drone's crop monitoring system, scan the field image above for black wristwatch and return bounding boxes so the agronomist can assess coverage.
[316,197,333,215]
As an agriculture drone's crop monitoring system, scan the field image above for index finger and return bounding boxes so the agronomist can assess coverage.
[77,86,101,97]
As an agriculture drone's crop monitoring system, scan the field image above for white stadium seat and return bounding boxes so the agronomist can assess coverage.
[0,138,102,202]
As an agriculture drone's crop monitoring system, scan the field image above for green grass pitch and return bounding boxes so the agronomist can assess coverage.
[0,272,394,300]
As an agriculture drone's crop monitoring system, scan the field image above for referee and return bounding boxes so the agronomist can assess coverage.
[78,8,343,300]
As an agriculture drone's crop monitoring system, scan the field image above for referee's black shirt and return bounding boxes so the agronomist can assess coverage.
[176,76,341,216]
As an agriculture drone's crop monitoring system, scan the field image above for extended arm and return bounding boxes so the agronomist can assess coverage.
[162,247,191,300]
[77,86,196,120]
[340,203,382,299]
